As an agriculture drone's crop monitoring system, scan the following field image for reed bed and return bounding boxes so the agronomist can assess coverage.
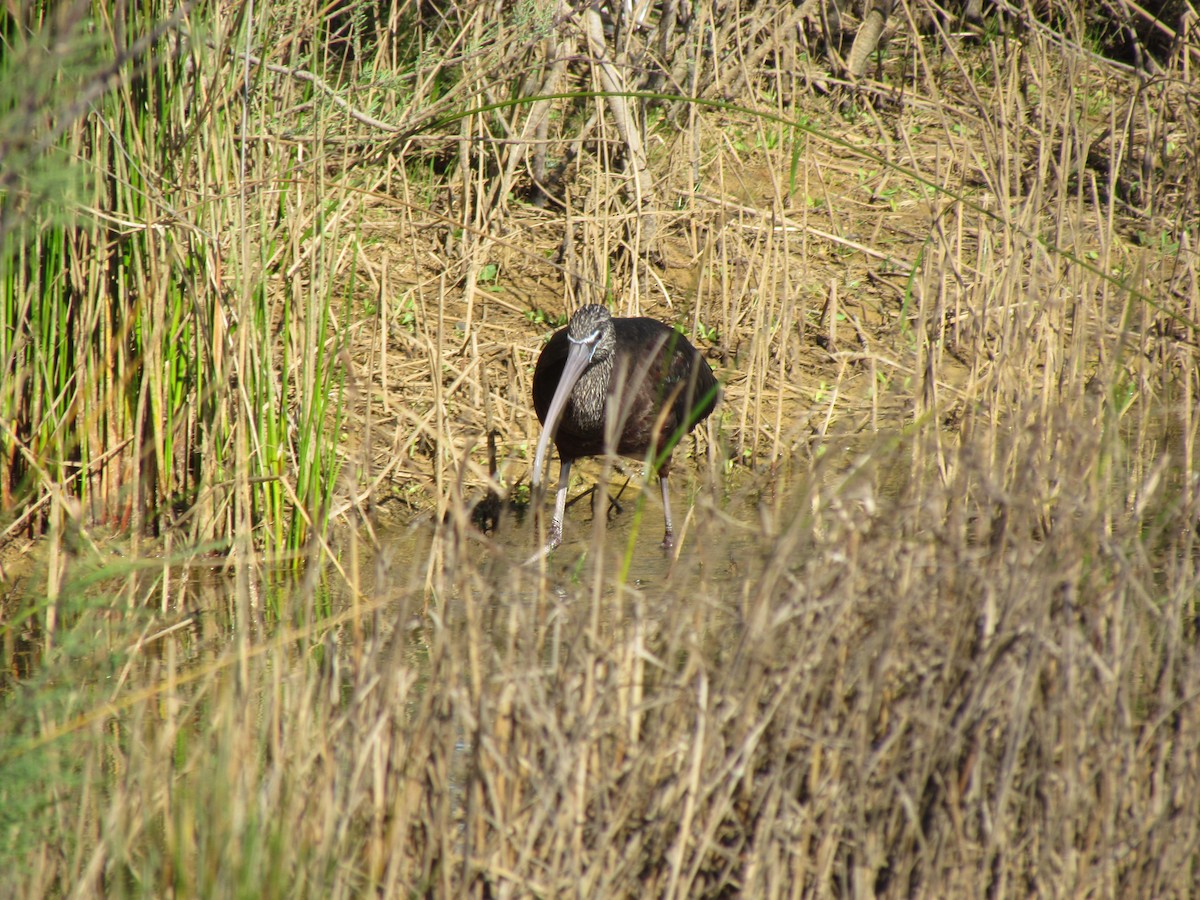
[2,0,1200,895]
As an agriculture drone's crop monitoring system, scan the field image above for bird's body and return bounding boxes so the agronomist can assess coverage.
[530,305,718,554]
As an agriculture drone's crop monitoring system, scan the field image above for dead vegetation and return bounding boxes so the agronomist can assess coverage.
[2,0,1200,895]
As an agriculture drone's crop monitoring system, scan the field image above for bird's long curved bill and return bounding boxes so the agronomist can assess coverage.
[531,341,593,489]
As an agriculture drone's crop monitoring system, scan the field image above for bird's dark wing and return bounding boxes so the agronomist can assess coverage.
[532,325,570,425]
[662,331,719,434]
[612,319,718,463]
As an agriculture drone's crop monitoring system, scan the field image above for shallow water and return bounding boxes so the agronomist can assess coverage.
[363,429,917,621]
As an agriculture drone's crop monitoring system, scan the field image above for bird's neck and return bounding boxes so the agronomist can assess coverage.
[569,355,615,431]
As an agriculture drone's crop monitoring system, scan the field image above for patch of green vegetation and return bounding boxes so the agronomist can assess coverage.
[477,263,501,288]
[1084,86,1112,118]
[511,0,555,41]
[525,308,568,329]
[395,293,418,331]
[694,320,719,343]
[1134,229,1180,255]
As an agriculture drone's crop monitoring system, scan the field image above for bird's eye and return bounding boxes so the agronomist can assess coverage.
[569,329,603,347]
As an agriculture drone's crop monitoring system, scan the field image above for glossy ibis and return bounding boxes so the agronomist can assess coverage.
[530,304,718,554]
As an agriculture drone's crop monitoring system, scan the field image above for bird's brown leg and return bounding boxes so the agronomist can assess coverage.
[525,458,573,566]
[659,473,674,550]
[548,457,572,550]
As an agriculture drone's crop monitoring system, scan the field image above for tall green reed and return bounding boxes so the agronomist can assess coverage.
[1,1,354,588]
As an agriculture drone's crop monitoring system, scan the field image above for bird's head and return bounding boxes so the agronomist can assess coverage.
[565,304,615,367]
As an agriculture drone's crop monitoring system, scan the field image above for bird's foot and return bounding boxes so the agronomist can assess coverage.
[660,529,675,552]
[524,524,563,566]
[606,496,624,521]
